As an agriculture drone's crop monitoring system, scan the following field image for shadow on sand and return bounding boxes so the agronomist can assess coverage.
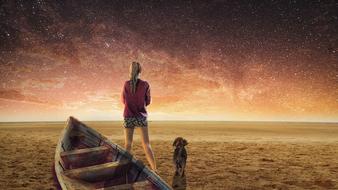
[172,171,187,190]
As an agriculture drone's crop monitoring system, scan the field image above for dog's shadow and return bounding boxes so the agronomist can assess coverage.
[172,171,187,190]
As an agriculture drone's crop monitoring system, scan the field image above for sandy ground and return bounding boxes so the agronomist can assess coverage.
[0,121,337,190]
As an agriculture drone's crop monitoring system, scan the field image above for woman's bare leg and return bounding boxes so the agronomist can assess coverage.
[139,127,157,171]
[124,128,134,153]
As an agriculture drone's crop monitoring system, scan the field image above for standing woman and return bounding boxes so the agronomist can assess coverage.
[121,61,157,171]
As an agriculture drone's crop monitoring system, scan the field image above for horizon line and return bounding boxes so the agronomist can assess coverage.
[0,119,337,124]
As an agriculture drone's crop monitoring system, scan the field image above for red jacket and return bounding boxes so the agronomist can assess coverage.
[121,79,151,118]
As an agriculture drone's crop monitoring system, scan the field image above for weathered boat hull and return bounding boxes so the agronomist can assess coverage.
[54,116,172,190]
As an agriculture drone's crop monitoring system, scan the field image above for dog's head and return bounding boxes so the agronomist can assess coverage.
[173,137,188,148]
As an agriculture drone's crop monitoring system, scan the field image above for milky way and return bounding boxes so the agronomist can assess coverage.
[0,0,337,121]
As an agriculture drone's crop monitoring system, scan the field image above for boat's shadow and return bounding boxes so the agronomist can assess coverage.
[172,172,187,190]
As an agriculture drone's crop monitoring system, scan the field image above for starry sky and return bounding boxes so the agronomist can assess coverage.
[0,0,337,122]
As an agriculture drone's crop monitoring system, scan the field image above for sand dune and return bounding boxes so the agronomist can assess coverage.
[0,121,337,189]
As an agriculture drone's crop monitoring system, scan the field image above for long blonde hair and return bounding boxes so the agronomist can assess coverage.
[129,61,142,94]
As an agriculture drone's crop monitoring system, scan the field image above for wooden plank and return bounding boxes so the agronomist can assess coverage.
[97,180,155,190]
[61,146,109,157]
[61,146,111,169]
[63,160,131,183]
[61,125,74,151]
[68,132,101,148]
[61,174,95,190]
[126,167,142,183]
[74,124,102,141]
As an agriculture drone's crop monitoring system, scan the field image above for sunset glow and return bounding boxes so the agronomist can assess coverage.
[0,1,337,122]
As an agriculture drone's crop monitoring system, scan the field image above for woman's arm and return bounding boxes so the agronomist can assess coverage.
[121,82,126,105]
[145,83,151,106]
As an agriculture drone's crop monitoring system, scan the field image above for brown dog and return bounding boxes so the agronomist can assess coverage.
[172,137,188,177]
[172,137,188,189]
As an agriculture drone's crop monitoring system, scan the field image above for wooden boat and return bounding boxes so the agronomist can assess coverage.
[54,116,172,190]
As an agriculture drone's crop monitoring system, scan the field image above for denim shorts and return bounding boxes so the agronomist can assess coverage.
[123,117,148,128]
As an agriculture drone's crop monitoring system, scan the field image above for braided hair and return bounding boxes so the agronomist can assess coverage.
[129,61,142,94]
